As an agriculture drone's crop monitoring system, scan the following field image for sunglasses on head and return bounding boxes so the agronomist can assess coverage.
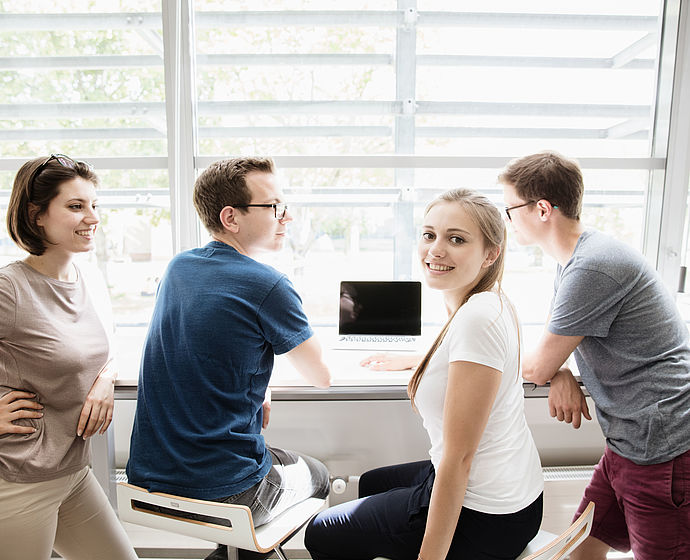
[28,153,93,198]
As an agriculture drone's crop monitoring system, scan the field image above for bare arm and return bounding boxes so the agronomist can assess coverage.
[522,323,591,429]
[359,352,421,371]
[418,361,502,560]
[522,325,583,386]
[285,336,332,388]
[77,358,116,438]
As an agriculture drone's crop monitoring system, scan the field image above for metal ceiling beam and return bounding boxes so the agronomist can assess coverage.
[0,13,161,30]
[0,125,652,141]
[0,55,162,69]
[0,100,652,119]
[612,33,658,68]
[0,54,655,70]
[0,11,658,31]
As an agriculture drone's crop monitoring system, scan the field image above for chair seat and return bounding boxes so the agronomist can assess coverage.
[117,482,325,554]
[516,530,558,559]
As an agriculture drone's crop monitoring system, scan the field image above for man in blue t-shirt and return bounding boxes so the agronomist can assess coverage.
[127,157,332,560]
[500,152,690,560]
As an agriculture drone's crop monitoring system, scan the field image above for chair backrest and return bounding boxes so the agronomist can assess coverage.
[117,482,324,554]
[518,502,595,560]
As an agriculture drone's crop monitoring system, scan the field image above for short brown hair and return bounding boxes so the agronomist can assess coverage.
[193,157,275,233]
[498,151,583,220]
[7,155,99,256]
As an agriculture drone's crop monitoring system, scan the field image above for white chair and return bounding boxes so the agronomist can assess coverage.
[372,501,595,560]
[517,501,595,560]
[117,482,325,560]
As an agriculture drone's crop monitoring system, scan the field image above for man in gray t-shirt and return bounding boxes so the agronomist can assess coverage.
[500,151,690,560]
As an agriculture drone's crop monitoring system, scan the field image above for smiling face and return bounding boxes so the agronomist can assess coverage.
[234,171,292,255]
[418,201,497,309]
[35,177,99,256]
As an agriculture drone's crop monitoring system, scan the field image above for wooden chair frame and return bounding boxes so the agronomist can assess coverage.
[517,501,596,560]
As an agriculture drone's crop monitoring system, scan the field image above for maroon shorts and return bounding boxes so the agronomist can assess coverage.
[574,446,690,560]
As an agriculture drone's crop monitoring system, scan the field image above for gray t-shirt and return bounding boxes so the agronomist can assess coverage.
[549,230,690,465]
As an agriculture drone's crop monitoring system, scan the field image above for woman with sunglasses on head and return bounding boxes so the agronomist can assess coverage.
[0,155,137,559]
[305,189,544,560]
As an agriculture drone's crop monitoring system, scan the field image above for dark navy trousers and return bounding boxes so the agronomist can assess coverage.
[305,460,543,560]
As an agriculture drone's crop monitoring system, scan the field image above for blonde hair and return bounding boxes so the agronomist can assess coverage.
[408,188,518,407]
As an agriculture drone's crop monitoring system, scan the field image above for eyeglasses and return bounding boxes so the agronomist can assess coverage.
[234,203,288,220]
[28,153,93,198]
[504,200,559,221]
[504,200,536,221]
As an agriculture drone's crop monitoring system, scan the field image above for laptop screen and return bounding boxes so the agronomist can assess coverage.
[338,281,422,336]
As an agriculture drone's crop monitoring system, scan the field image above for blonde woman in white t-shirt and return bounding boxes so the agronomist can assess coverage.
[0,155,137,560]
[305,189,544,560]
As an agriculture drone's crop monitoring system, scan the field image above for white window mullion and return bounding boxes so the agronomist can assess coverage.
[163,0,200,254]
[656,0,690,292]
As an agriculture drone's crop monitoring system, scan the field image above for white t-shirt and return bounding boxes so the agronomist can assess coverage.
[416,291,543,514]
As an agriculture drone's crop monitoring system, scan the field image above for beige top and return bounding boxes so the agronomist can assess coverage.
[0,261,109,483]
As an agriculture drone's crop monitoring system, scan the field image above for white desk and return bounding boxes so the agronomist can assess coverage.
[95,348,602,509]
[94,348,419,507]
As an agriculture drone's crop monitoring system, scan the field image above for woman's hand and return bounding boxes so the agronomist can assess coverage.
[0,390,43,435]
[360,352,421,371]
[77,375,115,439]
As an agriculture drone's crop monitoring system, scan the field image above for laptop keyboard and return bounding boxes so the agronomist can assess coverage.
[338,335,418,344]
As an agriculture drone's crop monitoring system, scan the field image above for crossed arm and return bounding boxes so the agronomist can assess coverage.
[522,327,592,429]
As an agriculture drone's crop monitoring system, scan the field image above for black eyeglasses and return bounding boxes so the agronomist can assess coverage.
[28,153,93,198]
[504,201,536,221]
[504,200,559,221]
[234,203,288,220]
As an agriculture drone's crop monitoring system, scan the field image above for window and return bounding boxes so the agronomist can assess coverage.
[191,0,682,346]
[0,2,170,372]
[1,0,688,380]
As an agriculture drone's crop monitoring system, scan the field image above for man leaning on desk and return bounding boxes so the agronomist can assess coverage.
[126,157,331,560]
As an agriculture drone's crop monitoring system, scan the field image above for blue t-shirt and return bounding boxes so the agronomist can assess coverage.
[126,241,313,499]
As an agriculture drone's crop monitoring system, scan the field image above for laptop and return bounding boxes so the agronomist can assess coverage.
[335,280,422,351]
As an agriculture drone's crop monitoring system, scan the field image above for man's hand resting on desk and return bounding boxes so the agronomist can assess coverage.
[548,368,592,429]
[360,353,421,371]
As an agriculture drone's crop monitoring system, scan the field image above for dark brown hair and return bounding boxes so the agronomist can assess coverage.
[193,157,275,233]
[7,156,99,256]
[498,151,583,220]
[408,188,519,407]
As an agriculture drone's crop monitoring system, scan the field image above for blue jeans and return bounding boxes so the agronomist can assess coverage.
[220,446,329,527]
[305,460,543,560]
[136,446,329,531]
